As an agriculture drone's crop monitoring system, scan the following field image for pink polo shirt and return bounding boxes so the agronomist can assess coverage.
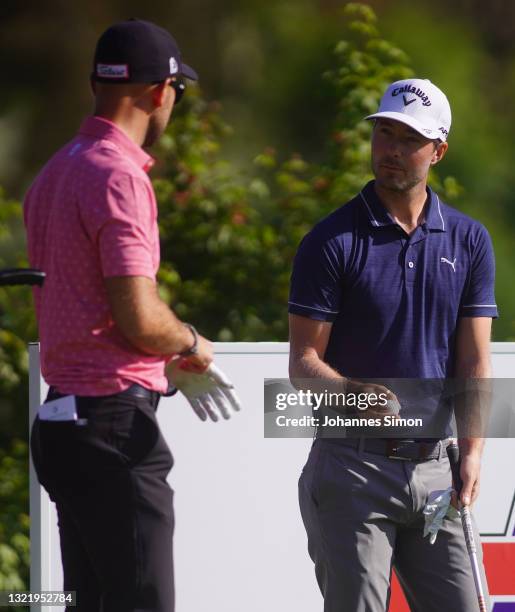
[24,116,169,395]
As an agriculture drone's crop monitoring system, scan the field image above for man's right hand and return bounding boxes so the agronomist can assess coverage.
[179,335,213,373]
[345,380,401,422]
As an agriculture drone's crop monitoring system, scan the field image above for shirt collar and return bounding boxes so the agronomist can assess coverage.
[79,116,155,173]
[359,180,446,232]
[424,188,446,231]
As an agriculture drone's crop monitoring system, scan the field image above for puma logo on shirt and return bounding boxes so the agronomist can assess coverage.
[440,257,456,272]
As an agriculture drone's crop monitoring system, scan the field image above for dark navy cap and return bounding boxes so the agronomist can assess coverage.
[92,18,198,84]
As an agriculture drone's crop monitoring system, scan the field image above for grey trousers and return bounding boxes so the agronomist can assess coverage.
[298,439,491,612]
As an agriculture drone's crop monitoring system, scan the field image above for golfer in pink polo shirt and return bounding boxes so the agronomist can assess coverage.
[25,19,239,612]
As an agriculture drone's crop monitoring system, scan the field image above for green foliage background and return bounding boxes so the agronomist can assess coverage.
[152,3,464,341]
[0,441,30,594]
[0,1,513,593]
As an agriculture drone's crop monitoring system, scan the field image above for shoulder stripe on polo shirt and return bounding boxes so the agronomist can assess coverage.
[288,301,339,314]
[462,304,497,308]
[436,195,445,231]
[359,191,379,227]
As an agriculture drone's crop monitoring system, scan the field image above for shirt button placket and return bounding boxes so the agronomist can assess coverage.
[406,244,416,284]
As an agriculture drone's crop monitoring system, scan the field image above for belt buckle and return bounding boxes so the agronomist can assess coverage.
[386,440,411,461]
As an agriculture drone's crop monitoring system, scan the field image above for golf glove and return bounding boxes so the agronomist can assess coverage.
[423,487,460,544]
[166,360,242,422]
[386,399,401,415]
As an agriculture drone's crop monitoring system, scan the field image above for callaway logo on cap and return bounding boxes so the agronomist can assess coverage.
[365,78,451,141]
[92,18,198,84]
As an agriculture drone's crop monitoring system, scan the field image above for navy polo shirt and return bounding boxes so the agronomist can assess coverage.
[289,180,498,379]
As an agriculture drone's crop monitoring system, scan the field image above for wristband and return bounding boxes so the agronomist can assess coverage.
[179,323,199,357]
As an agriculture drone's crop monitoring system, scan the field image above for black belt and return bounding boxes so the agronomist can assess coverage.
[119,384,161,404]
[323,438,448,461]
[48,383,165,407]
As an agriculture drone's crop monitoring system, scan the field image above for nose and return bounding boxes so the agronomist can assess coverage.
[385,137,402,158]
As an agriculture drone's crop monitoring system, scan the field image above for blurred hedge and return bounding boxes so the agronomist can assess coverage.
[0,440,30,594]
[152,2,459,341]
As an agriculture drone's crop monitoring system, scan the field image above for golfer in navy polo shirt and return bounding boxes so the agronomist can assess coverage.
[289,79,497,611]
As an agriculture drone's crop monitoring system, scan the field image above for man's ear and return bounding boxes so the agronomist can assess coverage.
[431,141,449,165]
[151,79,171,108]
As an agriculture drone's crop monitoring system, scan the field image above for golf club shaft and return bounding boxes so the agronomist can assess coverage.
[446,443,487,612]
[459,504,487,611]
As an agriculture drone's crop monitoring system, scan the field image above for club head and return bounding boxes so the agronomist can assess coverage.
[0,268,46,287]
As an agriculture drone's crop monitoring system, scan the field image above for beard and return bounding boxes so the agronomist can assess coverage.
[376,170,422,192]
[142,108,172,148]
[372,157,425,193]
[142,119,165,148]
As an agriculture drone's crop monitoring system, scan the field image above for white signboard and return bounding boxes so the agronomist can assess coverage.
[29,343,515,611]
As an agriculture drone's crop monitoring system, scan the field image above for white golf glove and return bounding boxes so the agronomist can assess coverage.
[386,399,401,415]
[423,487,460,544]
[166,360,242,422]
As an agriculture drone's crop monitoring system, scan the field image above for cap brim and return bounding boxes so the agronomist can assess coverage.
[181,63,198,81]
[365,111,444,141]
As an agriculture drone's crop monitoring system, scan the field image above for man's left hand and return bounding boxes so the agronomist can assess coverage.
[451,450,482,508]
[166,359,242,422]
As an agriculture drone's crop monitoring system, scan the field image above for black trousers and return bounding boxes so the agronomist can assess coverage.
[30,389,175,612]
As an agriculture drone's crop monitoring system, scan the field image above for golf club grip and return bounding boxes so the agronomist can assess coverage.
[0,268,45,287]
[446,442,463,495]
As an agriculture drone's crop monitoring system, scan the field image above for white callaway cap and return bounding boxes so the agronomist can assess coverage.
[366,78,452,141]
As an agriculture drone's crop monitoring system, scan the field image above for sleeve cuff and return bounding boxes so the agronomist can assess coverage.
[288,301,338,322]
[103,266,156,281]
[459,305,499,318]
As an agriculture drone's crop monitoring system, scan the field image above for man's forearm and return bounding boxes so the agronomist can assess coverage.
[454,358,492,457]
[129,298,196,356]
[105,276,199,357]
[289,349,344,383]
